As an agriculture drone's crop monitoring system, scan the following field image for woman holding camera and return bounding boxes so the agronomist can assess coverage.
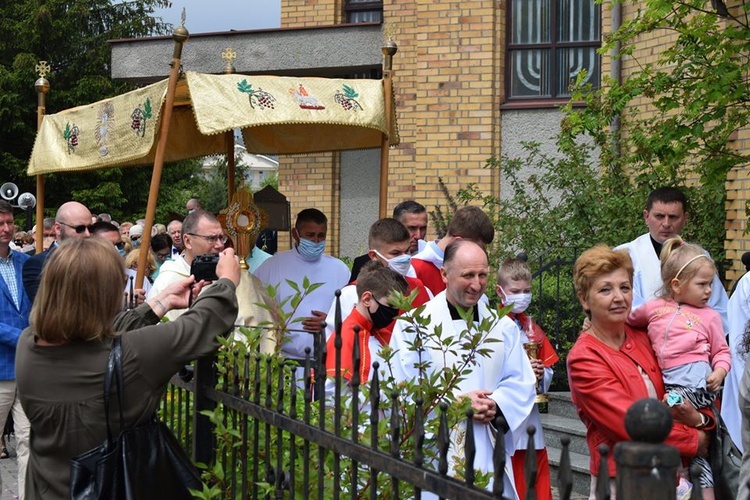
[15,237,240,499]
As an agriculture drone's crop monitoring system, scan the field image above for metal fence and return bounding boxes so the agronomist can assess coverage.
[156,267,701,499]
[525,247,583,392]
[159,342,698,499]
[159,327,581,499]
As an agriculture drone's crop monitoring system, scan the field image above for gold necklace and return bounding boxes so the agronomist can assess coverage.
[588,325,625,350]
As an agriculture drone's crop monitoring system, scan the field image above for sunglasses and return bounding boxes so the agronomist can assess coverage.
[58,221,94,234]
[115,241,126,250]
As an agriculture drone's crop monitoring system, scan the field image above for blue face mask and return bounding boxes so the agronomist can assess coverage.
[117,248,127,257]
[297,237,325,261]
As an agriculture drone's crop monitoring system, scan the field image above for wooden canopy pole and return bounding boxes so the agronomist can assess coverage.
[227,132,236,202]
[34,62,51,254]
[378,40,398,218]
[222,48,237,202]
[135,19,189,288]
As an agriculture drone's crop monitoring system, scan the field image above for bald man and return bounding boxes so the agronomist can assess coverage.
[186,198,202,214]
[22,201,92,303]
[389,240,535,498]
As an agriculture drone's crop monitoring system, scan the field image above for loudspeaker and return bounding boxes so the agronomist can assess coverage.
[0,183,18,202]
[17,192,36,209]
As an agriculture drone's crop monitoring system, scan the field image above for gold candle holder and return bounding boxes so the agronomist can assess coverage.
[523,342,549,404]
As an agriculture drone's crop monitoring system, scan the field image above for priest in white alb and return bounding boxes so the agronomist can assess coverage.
[388,240,535,499]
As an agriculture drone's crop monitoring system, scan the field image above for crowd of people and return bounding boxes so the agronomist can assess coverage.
[0,186,746,499]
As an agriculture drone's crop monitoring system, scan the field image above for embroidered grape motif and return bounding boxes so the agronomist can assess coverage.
[237,79,277,110]
[334,84,362,111]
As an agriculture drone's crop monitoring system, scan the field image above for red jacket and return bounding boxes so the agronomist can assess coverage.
[567,325,700,477]
[411,258,445,296]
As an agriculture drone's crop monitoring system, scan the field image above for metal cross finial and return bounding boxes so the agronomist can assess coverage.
[35,61,51,79]
[221,47,237,74]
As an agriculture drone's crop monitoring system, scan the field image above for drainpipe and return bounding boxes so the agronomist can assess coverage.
[609,1,622,162]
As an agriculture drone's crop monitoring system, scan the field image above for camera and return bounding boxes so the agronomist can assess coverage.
[190,253,220,282]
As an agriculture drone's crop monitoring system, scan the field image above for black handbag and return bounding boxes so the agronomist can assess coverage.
[69,337,202,500]
[708,404,741,500]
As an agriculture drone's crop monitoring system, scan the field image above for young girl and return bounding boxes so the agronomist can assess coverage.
[628,236,731,499]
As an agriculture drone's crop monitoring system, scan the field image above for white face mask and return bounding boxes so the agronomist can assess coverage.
[373,250,412,276]
[500,287,532,314]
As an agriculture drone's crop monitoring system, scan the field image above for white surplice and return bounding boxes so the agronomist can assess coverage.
[725,271,750,453]
[389,291,536,499]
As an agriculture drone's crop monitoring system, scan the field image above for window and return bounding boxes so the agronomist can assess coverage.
[507,0,600,101]
[345,0,383,23]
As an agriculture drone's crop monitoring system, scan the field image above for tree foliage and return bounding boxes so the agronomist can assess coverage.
[0,0,186,221]
[453,0,745,266]
[436,1,744,388]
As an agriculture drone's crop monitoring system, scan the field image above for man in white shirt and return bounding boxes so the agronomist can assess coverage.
[167,220,184,256]
[148,211,226,320]
[254,208,349,362]
[615,186,728,329]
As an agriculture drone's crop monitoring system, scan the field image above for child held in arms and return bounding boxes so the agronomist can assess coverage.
[496,258,558,500]
[628,237,730,500]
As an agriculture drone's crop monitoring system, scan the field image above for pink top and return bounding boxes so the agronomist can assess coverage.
[628,297,731,374]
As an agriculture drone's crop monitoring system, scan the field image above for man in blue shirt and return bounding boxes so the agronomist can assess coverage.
[0,200,31,498]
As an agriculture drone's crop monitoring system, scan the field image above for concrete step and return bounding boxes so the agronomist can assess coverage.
[540,413,588,456]
[543,391,591,497]
[547,391,579,420]
[547,445,591,497]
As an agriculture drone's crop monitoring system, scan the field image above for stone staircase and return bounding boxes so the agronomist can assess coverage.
[541,392,591,497]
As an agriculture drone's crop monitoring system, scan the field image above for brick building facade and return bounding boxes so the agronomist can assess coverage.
[275,0,749,287]
[109,2,749,284]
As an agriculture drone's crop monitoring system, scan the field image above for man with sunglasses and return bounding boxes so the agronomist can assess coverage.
[22,201,93,303]
[91,221,125,255]
[147,210,227,320]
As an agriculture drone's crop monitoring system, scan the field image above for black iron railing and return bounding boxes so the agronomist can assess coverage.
[158,279,695,499]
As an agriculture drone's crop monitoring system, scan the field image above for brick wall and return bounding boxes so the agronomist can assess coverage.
[385,0,503,240]
[276,1,747,274]
[278,0,504,248]
[281,0,342,27]
[279,0,342,254]
[725,126,750,285]
[277,153,341,255]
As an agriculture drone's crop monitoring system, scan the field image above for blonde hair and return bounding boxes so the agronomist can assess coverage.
[124,248,156,276]
[573,245,634,302]
[497,258,532,286]
[117,235,132,255]
[658,236,715,298]
[30,238,125,343]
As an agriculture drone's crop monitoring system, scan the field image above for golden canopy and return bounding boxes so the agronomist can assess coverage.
[28,71,397,175]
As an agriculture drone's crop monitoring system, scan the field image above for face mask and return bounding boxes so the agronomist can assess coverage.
[117,248,127,257]
[373,250,411,276]
[369,300,400,329]
[296,236,325,261]
[500,287,532,314]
